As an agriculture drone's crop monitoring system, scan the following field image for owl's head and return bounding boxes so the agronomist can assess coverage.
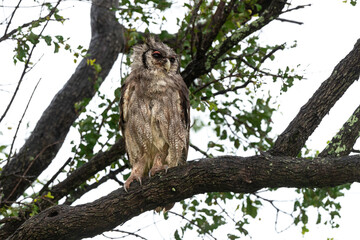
[131,37,179,74]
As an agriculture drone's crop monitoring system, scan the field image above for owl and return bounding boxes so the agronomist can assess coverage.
[119,37,190,194]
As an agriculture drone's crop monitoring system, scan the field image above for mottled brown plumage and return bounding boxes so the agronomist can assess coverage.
[119,37,190,195]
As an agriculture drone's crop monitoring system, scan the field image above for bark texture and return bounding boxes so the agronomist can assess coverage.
[270,39,360,156]
[319,105,360,157]
[0,0,125,208]
[7,154,360,240]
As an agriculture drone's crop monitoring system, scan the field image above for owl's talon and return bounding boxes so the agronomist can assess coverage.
[124,172,143,192]
[149,164,169,176]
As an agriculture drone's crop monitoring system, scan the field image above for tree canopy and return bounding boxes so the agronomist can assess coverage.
[0,0,360,239]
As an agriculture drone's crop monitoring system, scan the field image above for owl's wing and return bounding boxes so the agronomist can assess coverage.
[178,78,190,131]
[176,75,190,160]
[119,76,135,136]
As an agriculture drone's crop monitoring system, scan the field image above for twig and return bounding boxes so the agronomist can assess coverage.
[177,0,203,54]
[39,157,73,196]
[168,211,217,240]
[190,143,211,158]
[282,4,311,14]
[253,193,295,233]
[217,201,236,223]
[97,97,117,134]
[7,78,42,163]
[276,17,303,25]
[192,72,242,96]
[103,229,148,240]
[241,59,287,79]
[63,167,126,205]
[202,79,252,100]
[260,44,285,64]
[3,141,61,205]
[3,0,23,36]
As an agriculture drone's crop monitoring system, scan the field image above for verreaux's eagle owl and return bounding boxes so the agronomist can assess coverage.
[119,37,190,192]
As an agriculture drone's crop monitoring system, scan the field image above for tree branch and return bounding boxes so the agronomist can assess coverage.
[270,38,360,156]
[63,168,124,205]
[0,0,125,208]
[6,154,360,240]
[319,104,360,157]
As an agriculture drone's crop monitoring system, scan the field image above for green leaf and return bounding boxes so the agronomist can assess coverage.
[28,32,39,44]
[43,35,52,46]
[54,42,60,53]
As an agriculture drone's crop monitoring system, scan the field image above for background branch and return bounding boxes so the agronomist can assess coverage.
[0,0,125,208]
[319,104,360,157]
[270,38,360,156]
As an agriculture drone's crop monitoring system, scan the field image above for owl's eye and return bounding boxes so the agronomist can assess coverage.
[152,51,162,59]
[169,57,176,63]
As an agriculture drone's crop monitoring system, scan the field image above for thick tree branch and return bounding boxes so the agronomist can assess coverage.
[319,105,360,157]
[270,38,360,156]
[197,0,236,56]
[7,154,360,240]
[0,0,125,208]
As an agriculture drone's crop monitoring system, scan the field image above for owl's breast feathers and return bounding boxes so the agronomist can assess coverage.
[119,70,190,166]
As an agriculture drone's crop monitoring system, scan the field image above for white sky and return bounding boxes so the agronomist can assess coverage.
[1,0,360,239]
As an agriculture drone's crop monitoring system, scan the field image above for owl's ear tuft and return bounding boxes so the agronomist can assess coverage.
[145,35,156,47]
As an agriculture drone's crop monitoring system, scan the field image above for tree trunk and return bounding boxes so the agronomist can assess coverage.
[0,0,125,208]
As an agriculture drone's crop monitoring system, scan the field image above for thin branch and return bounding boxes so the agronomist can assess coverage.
[0,5,60,42]
[7,78,42,163]
[63,167,125,205]
[0,0,62,123]
[103,229,148,240]
[242,60,284,79]
[201,79,252,100]
[276,17,303,25]
[97,97,117,134]
[39,157,73,196]
[282,4,311,14]
[2,140,61,206]
[3,0,22,36]
[260,44,285,64]
[168,211,217,240]
[43,138,126,205]
[190,143,212,158]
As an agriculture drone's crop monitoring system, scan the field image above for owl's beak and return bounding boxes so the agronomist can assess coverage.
[164,59,171,72]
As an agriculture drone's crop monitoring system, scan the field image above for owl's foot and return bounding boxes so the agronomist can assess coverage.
[124,171,143,192]
[149,153,168,177]
[149,164,169,177]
